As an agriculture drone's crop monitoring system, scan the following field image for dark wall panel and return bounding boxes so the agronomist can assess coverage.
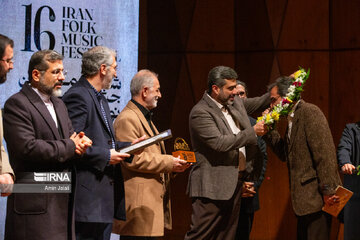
[186,1,235,51]
[235,0,273,51]
[330,51,360,145]
[278,0,329,49]
[332,1,360,49]
[138,0,360,239]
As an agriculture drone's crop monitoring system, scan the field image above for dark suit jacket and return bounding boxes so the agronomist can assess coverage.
[337,122,360,235]
[187,92,270,200]
[3,82,76,240]
[265,100,341,216]
[337,122,360,168]
[62,76,128,223]
[240,117,268,214]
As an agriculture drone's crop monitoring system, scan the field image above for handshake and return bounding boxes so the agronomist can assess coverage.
[70,132,93,155]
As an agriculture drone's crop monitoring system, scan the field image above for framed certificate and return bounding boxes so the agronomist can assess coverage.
[118,129,172,154]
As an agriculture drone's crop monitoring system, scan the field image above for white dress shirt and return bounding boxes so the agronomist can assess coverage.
[207,94,246,171]
[32,87,58,128]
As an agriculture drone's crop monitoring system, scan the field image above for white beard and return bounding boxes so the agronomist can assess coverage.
[52,88,62,97]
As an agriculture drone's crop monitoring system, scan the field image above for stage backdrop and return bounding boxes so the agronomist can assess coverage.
[0,0,139,238]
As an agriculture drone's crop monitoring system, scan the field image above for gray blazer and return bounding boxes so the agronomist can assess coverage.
[187,92,270,200]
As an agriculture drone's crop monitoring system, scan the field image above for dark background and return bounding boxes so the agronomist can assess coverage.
[138,0,359,239]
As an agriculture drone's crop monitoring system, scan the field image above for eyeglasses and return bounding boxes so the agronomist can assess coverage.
[109,64,117,71]
[238,91,245,96]
[51,69,67,77]
[0,58,14,64]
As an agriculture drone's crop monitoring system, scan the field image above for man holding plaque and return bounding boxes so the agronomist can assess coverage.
[112,69,189,239]
[184,66,270,240]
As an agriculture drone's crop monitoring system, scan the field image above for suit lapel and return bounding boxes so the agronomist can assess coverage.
[127,101,166,153]
[228,105,248,130]
[203,93,233,133]
[80,78,113,136]
[127,101,154,137]
[21,83,61,139]
[150,118,167,153]
[51,96,69,138]
[288,100,303,152]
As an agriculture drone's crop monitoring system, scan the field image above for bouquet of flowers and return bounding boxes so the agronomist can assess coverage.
[257,67,310,130]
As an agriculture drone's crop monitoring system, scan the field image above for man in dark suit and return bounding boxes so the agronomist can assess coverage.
[337,122,360,240]
[62,46,143,240]
[264,76,342,240]
[3,50,91,240]
[234,81,268,240]
[184,66,270,240]
[0,34,14,196]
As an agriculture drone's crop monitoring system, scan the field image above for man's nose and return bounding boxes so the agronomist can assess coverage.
[58,72,66,81]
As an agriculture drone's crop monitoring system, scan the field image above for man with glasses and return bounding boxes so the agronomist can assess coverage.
[235,80,247,98]
[0,34,14,197]
[234,80,268,240]
[3,49,92,240]
[63,46,144,240]
[263,76,341,240]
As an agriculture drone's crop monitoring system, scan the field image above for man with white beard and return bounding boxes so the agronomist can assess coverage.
[112,70,189,239]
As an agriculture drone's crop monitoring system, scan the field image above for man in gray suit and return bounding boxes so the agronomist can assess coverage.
[184,66,270,240]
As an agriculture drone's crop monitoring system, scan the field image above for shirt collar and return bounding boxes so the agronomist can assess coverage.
[207,93,225,110]
[131,99,153,121]
[32,86,51,104]
[89,83,103,100]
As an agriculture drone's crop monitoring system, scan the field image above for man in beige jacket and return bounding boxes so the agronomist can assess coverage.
[0,34,14,196]
[112,69,190,239]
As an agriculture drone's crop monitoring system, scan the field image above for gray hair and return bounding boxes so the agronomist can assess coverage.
[130,69,158,97]
[207,66,238,94]
[267,76,293,97]
[236,80,248,96]
[28,50,64,82]
[81,46,116,77]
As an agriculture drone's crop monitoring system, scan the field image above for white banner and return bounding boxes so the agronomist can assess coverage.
[0,0,139,117]
[0,1,138,238]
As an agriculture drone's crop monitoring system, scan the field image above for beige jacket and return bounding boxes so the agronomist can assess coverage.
[0,109,13,175]
[112,100,174,236]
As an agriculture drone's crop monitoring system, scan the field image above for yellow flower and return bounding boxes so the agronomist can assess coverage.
[271,111,280,121]
[294,70,302,79]
[286,97,293,103]
[266,113,271,122]
[257,116,263,122]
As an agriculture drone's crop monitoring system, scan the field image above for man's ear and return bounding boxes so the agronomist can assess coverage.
[142,87,149,98]
[212,85,220,95]
[32,69,41,83]
[100,64,107,76]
